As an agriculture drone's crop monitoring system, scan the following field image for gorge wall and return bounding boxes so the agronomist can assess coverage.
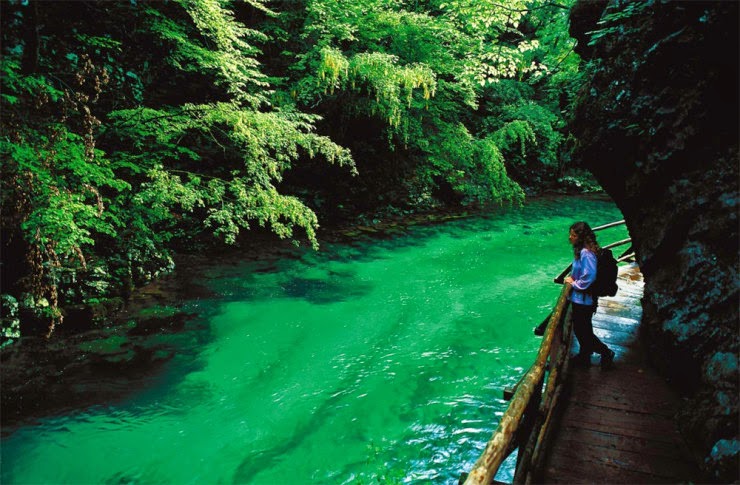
[569,0,738,481]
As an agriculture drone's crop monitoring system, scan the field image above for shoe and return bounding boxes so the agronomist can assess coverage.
[569,353,591,367]
[601,349,615,370]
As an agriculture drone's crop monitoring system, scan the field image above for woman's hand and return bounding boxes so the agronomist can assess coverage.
[564,276,574,284]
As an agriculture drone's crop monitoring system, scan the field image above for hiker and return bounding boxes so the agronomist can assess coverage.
[564,221,615,370]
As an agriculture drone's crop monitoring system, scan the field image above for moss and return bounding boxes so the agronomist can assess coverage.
[706,439,740,482]
[705,352,739,386]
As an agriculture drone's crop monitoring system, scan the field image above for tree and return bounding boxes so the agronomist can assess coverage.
[258,0,579,211]
[1,0,355,337]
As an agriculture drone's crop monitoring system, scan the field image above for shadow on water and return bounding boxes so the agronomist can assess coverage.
[165,194,626,330]
[188,195,621,305]
[230,388,349,484]
[282,274,374,305]
[203,264,375,305]
[229,278,425,482]
[311,194,621,264]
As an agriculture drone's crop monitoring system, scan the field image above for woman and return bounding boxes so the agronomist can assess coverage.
[564,221,615,369]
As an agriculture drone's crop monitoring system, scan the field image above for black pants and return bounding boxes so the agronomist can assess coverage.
[572,302,609,356]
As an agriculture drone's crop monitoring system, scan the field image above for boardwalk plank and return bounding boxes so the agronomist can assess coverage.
[561,426,692,464]
[560,402,679,440]
[590,322,637,339]
[548,441,697,481]
[593,327,639,348]
[596,303,643,321]
[602,300,643,313]
[556,426,686,460]
[570,343,639,364]
[575,363,675,394]
[568,384,677,417]
[592,313,640,327]
[570,368,676,407]
[544,459,675,483]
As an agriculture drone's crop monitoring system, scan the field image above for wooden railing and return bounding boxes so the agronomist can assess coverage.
[461,220,632,485]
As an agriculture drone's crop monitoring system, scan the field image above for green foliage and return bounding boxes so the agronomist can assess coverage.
[557,171,602,193]
[1,294,21,348]
[0,58,64,103]
[424,122,525,205]
[491,120,537,160]
[587,2,650,46]
[268,0,581,205]
[317,48,436,129]
[280,1,515,204]
[1,0,585,336]
[1,50,125,333]
[146,0,271,106]
[471,1,579,181]
[107,97,354,247]
[4,127,125,254]
[437,0,552,85]
[114,0,355,251]
[481,100,562,168]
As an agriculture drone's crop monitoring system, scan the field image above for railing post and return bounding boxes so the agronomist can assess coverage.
[514,373,544,470]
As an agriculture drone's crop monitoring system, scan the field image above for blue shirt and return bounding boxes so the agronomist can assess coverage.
[569,248,597,306]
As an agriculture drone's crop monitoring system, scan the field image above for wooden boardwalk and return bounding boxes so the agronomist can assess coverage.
[541,264,703,483]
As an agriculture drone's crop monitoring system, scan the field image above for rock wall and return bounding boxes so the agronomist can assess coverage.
[569,1,738,481]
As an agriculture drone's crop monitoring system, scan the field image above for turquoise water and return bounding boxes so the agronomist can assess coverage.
[1,196,627,484]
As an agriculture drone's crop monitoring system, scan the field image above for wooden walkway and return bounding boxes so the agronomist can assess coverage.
[541,264,703,483]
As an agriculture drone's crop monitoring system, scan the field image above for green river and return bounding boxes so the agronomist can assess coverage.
[1,196,628,484]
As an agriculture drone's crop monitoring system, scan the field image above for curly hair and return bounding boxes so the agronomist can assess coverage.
[570,221,601,259]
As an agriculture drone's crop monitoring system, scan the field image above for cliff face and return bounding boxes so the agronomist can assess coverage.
[569,1,738,480]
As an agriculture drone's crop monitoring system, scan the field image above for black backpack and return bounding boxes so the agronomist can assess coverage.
[590,248,619,297]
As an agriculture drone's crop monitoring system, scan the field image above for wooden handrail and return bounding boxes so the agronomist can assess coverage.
[463,284,572,485]
[602,237,632,250]
[592,219,625,231]
[552,265,572,285]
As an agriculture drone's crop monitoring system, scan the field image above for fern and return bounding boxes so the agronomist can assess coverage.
[492,120,536,159]
[317,49,436,131]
